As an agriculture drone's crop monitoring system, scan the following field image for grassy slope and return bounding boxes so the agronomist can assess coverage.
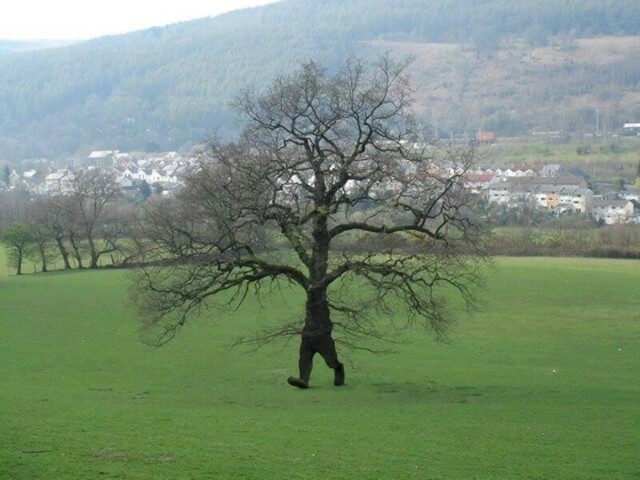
[475,137,640,184]
[1,258,639,479]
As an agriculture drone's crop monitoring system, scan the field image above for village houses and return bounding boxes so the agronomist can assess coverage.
[2,151,637,224]
[487,176,592,213]
[476,165,636,223]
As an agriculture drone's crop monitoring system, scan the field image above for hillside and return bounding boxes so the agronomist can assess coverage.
[374,35,640,138]
[0,0,639,160]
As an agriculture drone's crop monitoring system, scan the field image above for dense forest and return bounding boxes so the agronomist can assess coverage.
[0,0,639,159]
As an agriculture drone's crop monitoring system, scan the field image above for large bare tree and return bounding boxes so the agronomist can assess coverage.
[133,55,489,388]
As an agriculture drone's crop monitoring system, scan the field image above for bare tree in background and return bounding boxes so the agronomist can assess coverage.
[27,196,74,270]
[97,201,140,267]
[132,55,489,389]
[70,169,120,269]
[0,223,35,275]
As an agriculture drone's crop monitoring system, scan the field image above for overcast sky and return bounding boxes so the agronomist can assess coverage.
[0,0,280,40]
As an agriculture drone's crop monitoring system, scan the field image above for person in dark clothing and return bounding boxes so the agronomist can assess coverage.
[287,328,345,389]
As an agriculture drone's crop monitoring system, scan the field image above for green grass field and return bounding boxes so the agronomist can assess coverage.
[1,256,639,479]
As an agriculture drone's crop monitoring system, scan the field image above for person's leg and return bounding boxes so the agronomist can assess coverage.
[298,344,314,384]
[317,334,345,386]
[287,337,314,389]
[333,361,345,386]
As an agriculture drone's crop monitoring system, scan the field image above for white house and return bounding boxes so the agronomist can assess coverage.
[88,150,119,168]
[463,173,495,194]
[539,164,561,177]
[560,187,592,214]
[488,176,591,212]
[44,169,75,194]
[591,199,635,224]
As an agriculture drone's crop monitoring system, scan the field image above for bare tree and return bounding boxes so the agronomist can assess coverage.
[28,194,84,269]
[70,169,120,269]
[0,223,35,275]
[26,196,75,270]
[97,201,139,267]
[132,55,489,388]
[24,217,56,273]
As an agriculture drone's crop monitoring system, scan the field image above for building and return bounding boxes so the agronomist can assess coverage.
[622,123,640,136]
[44,169,75,194]
[591,199,635,224]
[488,176,593,213]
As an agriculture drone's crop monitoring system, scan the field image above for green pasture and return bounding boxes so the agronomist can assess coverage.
[479,136,640,182]
[1,257,639,479]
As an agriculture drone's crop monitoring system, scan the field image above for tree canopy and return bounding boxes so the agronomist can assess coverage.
[132,55,489,368]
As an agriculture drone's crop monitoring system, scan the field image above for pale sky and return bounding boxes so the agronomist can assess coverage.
[0,0,281,40]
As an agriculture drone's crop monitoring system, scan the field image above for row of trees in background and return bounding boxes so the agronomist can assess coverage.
[0,170,138,274]
[3,171,640,275]
[3,173,640,277]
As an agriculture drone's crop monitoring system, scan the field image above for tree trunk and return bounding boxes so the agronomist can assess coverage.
[305,209,332,332]
[87,234,99,269]
[40,249,48,273]
[16,250,23,275]
[303,285,332,334]
[56,236,72,270]
[69,235,83,269]
[287,211,344,388]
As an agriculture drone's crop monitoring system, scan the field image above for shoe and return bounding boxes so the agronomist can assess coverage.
[287,376,309,389]
[334,363,345,386]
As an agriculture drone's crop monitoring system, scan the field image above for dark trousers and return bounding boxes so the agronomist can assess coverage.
[298,333,340,383]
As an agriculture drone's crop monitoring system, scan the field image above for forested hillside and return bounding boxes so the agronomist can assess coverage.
[1,0,639,159]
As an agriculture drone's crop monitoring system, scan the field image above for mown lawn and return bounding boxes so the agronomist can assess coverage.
[1,257,639,479]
